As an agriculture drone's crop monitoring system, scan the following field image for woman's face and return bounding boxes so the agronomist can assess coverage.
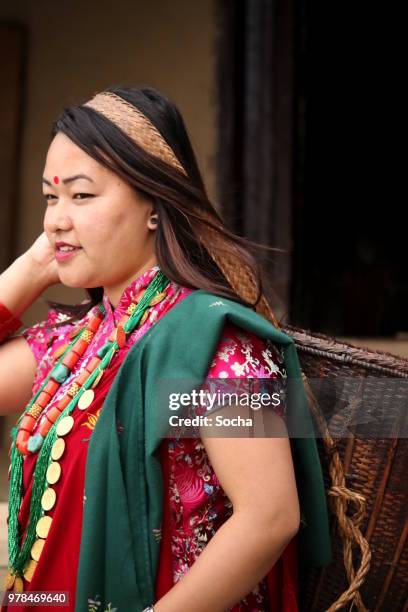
[42,132,158,305]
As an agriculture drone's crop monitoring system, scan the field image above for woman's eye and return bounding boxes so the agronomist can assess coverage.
[42,193,94,203]
[73,193,94,200]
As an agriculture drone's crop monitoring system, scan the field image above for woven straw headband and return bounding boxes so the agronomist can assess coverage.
[84,92,187,176]
[82,90,280,328]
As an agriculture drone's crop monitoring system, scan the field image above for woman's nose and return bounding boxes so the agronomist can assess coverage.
[44,199,74,232]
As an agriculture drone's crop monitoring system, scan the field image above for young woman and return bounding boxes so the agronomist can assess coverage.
[0,86,331,612]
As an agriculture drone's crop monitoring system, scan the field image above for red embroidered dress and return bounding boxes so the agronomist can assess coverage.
[3,265,298,612]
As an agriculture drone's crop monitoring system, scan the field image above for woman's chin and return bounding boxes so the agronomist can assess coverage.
[57,273,91,289]
[58,271,103,290]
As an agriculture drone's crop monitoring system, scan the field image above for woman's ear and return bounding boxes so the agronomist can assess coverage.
[147,213,159,230]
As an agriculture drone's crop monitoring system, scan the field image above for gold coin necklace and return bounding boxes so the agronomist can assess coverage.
[5,271,169,591]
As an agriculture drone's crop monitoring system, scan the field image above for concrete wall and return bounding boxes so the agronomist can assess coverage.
[1,0,218,325]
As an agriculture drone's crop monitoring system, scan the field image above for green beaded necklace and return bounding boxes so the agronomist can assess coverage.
[8,270,170,579]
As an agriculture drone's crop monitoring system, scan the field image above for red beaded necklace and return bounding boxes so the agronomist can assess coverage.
[7,270,170,590]
[15,273,168,456]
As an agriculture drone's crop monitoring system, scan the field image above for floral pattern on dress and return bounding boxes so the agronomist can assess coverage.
[168,322,287,611]
[19,308,80,395]
[87,596,117,612]
[16,279,290,611]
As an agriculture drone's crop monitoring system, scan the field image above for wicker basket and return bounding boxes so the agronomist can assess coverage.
[197,211,407,610]
[281,324,408,612]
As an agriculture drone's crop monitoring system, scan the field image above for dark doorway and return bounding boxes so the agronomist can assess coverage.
[216,0,406,337]
[290,2,407,337]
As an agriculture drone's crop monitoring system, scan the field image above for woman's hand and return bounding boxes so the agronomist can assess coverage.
[0,233,60,321]
[25,231,60,289]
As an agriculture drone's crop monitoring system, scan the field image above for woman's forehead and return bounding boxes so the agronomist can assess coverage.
[44,134,109,181]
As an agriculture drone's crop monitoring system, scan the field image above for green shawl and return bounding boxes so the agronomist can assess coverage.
[75,290,332,611]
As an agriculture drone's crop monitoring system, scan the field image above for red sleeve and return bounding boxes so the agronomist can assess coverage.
[18,308,69,366]
[206,322,286,379]
[197,322,287,421]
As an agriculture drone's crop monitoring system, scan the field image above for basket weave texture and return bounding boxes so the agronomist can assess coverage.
[281,324,408,612]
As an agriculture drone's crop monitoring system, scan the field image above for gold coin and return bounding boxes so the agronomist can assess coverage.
[41,487,56,511]
[36,515,52,538]
[56,415,75,436]
[46,461,61,485]
[51,437,65,461]
[4,571,15,590]
[91,370,104,389]
[31,538,45,562]
[149,291,167,306]
[13,575,23,592]
[78,389,95,410]
[23,558,37,582]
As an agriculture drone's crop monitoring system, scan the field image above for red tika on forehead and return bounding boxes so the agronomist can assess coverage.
[53,176,59,184]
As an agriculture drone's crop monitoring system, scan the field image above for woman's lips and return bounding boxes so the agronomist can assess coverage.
[55,247,82,262]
